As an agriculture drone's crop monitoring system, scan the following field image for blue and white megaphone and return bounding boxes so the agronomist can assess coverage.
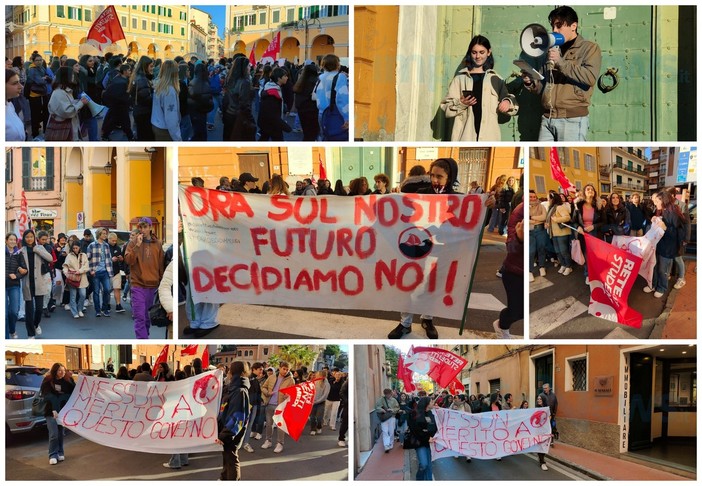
[520,23,566,70]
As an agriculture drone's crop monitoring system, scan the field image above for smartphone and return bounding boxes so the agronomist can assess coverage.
[462,90,473,98]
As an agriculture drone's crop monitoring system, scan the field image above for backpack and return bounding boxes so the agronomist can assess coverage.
[320,73,348,141]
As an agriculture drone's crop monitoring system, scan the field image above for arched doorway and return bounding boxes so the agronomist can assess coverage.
[255,39,270,60]
[281,37,300,62]
[233,40,246,55]
[311,35,335,61]
[148,43,158,58]
[128,41,139,59]
[51,34,68,57]
[164,45,173,59]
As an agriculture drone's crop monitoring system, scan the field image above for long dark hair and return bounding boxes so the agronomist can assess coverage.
[48,362,65,381]
[548,190,563,208]
[293,64,318,94]
[655,190,684,220]
[22,229,36,248]
[463,35,495,70]
[6,68,18,83]
[52,66,77,91]
[413,396,432,420]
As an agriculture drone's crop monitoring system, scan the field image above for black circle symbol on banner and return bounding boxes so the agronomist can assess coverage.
[398,227,433,259]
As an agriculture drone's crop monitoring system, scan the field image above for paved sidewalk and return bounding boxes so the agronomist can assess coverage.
[356,439,405,481]
[546,442,691,481]
[659,260,696,339]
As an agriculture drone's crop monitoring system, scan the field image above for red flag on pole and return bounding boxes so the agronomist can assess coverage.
[397,354,415,393]
[261,32,281,61]
[273,378,321,441]
[202,347,209,369]
[404,347,468,389]
[86,6,126,53]
[318,153,327,181]
[181,344,199,356]
[549,147,577,193]
[249,42,257,67]
[448,378,465,395]
[17,190,30,240]
[152,345,169,377]
[583,233,644,328]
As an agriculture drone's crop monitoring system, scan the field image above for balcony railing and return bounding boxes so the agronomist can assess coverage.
[22,176,54,192]
[612,181,645,192]
[612,161,647,176]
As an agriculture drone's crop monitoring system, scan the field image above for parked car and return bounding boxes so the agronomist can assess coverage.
[5,366,47,437]
[686,201,696,255]
[66,228,132,247]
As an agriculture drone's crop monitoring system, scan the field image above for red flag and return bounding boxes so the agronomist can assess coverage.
[202,347,209,369]
[318,153,327,180]
[152,345,169,377]
[181,344,199,356]
[549,147,576,193]
[273,378,321,441]
[397,354,415,393]
[17,190,30,240]
[583,233,644,328]
[249,42,256,67]
[86,6,126,53]
[448,378,465,395]
[262,32,281,61]
[404,347,468,389]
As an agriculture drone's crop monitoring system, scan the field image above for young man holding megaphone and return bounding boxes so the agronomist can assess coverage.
[520,6,601,142]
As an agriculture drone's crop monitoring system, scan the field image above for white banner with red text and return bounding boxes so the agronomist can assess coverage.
[431,407,551,460]
[57,371,223,454]
[179,186,488,319]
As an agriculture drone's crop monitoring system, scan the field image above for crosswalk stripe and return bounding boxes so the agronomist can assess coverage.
[529,296,588,338]
[529,276,555,293]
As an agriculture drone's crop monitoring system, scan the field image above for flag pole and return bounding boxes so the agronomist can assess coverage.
[459,207,488,335]
[178,186,197,322]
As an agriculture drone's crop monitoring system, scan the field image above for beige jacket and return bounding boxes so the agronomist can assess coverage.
[547,203,573,238]
[440,68,518,142]
[62,252,90,289]
[261,371,295,406]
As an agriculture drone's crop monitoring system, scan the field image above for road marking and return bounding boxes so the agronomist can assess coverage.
[530,296,588,338]
[525,453,594,481]
[467,293,504,311]
[529,277,555,293]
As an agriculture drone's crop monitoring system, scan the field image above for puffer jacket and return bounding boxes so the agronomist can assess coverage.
[188,64,214,114]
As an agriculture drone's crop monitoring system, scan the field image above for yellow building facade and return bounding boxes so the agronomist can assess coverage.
[6,5,211,61]
[224,5,349,63]
[529,147,599,199]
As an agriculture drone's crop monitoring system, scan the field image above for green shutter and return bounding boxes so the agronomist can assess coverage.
[22,148,30,191]
[46,149,55,190]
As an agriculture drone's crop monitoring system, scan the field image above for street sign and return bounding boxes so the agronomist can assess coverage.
[77,211,85,230]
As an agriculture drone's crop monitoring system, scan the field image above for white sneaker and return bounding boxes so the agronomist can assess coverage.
[330,426,336,431]
[28,336,35,340]
[493,319,510,339]
[674,278,686,289]
[78,311,84,318]
[10,333,18,339]
[541,463,548,471]
[273,443,284,453]
[539,267,546,277]
[74,315,80,319]
[558,266,565,274]
[563,267,573,276]
[254,433,262,440]
[250,431,256,439]
[261,440,272,449]
[58,455,65,462]
[310,431,316,436]
[338,440,346,447]
[495,269,502,278]
[64,304,71,311]
[35,326,42,336]
[243,443,254,453]
[49,458,58,465]
[643,285,654,293]
[316,428,322,435]
[654,291,664,298]
[529,273,535,282]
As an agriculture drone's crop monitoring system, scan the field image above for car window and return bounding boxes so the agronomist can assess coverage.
[6,369,45,388]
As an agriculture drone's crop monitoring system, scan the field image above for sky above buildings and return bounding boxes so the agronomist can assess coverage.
[197,5,226,38]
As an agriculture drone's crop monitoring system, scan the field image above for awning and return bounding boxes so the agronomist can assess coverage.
[5,343,43,355]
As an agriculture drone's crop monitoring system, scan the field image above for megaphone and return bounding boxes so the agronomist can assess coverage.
[520,23,565,69]
[81,94,107,118]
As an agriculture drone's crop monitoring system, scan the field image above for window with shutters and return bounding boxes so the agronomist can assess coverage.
[84,9,91,22]
[585,154,594,172]
[573,150,580,169]
[534,175,546,194]
[22,148,54,192]
[272,10,280,23]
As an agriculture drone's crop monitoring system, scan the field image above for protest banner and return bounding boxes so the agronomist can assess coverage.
[85,6,126,53]
[397,354,415,393]
[431,407,551,460]
[611,223,664,288]
[584,233,644,328]
[550,148,576,193]
[57,370,223,454]
[179,186,488,320]
[404,346,468,388]
[273,379,320,441]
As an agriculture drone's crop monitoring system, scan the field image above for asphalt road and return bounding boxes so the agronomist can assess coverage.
[6,425,347,481]
[178,232,522,340]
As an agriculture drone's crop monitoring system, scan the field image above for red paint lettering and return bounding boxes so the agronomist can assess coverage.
[184,186,254,222]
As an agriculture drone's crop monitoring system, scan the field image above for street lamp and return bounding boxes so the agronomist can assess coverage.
[294,17,321,62]
[104,158,112,175]
[77,172,83,185]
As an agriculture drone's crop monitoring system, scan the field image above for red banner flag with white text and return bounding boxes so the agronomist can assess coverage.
[261,32,281,62]
[181,344,199,356]
[448,378,465,395]
[611,223,665,289]
[249,43,257,66]
[584,233,644,328]
[404,347,468,389]
[273,378,321,441]
[549,147,576,194]
[179,187,488,320]
[86,6,126,53]
[16,190,30,240]
[397,353,415,393]
[153,345,169,377]
[202,347,209,369]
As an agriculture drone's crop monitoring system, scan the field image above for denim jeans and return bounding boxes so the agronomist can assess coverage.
[310,402,325,431]
[242,404,259,446]
[167,453,188,468]
[399,313,432,329]
[653,255,674,293]
[397,420,408,444]
[179,114,193,142]
[92,270,112,314]
[69,286,86,317]
[25,295,44,337]
[674,256,686,280]
[529,227,548,272]
[264,403,285,445]
[6,286,21,336]
[415,445,433,480]
[208,94,222,125]
[552,235,572,268]
[47,415,64,460]
[488,208,502,232]
[538,115,590,142]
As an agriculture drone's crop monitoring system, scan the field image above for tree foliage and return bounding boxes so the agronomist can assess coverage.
[268,345,319,371]
[384,345,400,390]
